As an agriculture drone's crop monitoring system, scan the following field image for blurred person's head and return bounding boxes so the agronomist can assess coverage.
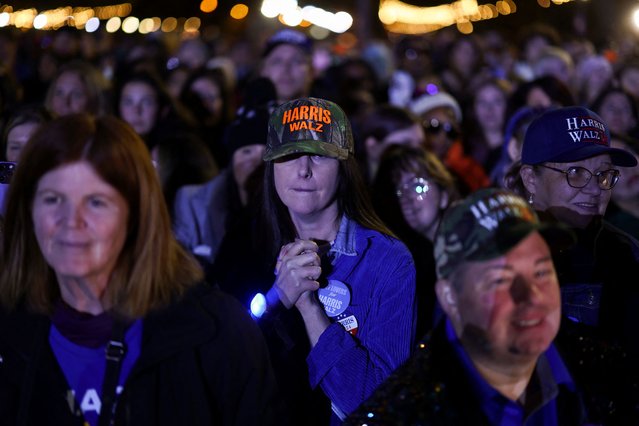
[531,46,574,86]
[116,69,175,139]
[589,86,638,138]
[45,60,111,117]
[175,37,210,71]
[446,35,483,78]
[520,106,637,228]
[506,75,575,120]
[151,133,217,216]
[166,64,191,99]
[373,144,459,241]
[2,105,52,162]
[469,77,512,136]
[260,29,314,103]
[409,92,462,158]
[224,101,274,205]
[358,105,425,181]
[617,58,639,100]
[179,67,233,128]
[503,106,549,166]
[609,134,639,209]
[517,23,561,64]
[573,54,613,106]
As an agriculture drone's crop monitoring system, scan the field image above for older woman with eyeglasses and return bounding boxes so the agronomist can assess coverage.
[519,106,639,367]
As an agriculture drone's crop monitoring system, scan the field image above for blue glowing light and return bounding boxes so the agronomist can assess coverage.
[250,293,267,318]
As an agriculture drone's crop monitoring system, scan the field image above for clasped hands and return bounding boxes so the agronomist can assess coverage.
[272,238,323,310]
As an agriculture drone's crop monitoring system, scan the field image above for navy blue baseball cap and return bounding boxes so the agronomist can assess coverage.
[521,106,637,167]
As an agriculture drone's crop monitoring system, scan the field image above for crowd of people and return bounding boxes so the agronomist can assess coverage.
[1,15,639,425]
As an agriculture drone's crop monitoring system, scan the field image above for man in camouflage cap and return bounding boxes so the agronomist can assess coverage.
[346,188,589,425]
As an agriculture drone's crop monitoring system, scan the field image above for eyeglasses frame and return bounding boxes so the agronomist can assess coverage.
[536,164,620,190]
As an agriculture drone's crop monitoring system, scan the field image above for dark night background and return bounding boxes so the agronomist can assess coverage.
[4,0,639,46]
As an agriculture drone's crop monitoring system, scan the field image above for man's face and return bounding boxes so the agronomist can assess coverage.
[440,232,561,366]
[261,44,312,102]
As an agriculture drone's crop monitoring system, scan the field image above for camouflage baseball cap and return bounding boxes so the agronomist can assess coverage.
[434,188,574,279]
[263,97,354,161]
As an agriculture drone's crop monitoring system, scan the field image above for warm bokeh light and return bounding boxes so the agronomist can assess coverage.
[122,16,139,33]
[380,0,521,34]
[0,2,217,33]
[261,0,352,33]
[184,16,201,31]
[633,7,639,31]
[200,0,218,13]
[161,16,177,32]
[138,17,154,33]
[230,4,249,20]
[105,16,121,32]
[72,8,94,28]
[13,9,36,28]
[457,20,473,33]
[281,7,303,26]
[33,14,47,29]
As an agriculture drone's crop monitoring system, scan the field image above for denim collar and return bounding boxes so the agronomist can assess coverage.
[328,215,358,262]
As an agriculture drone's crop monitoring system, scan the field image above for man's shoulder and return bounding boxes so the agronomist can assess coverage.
[600,220,639,259]
[345,324,483,425]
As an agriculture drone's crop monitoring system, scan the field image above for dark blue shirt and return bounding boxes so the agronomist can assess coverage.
[446,319,576,426]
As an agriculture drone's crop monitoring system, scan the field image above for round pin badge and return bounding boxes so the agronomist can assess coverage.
[317,279,350,317]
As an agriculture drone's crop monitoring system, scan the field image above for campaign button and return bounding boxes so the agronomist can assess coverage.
[317,279,350,317]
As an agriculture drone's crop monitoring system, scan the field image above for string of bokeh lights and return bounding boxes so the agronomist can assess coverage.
[0,0,586,36]
[379,0,583,35]
[0,1,353,37]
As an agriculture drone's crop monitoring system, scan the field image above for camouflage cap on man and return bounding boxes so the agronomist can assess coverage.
[263,97,354,161]
[434,188,574,279]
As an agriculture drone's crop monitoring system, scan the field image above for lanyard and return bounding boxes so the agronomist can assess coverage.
[98,318,127,426]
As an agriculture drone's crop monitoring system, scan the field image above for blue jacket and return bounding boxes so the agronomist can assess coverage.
[307,217,417,424]
[213,216,417,425]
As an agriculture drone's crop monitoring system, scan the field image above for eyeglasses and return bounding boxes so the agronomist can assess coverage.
[537,165,620,190]
[396,177,431,201]
[422,118,458,140]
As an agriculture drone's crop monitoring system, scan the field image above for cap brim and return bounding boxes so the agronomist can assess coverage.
[544,144,638,167]
[263,141,349,161]
[469,221,575,262]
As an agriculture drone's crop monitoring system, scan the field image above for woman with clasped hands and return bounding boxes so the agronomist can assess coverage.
[256,97,416,425]
[0,113,281,426]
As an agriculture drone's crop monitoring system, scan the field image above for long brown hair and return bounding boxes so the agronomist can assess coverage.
[262,155,394,257]
[0,113,202,317]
